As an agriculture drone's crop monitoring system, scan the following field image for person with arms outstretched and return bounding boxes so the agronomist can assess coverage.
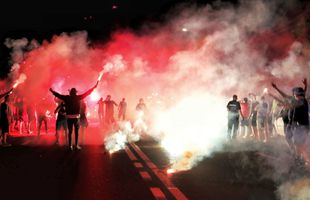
[49,81,98,150]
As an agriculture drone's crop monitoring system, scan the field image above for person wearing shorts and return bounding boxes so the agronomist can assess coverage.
[55,101,67,145]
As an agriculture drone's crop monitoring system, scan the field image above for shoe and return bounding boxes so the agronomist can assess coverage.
[69,146,73,151]
[75,145,82,150]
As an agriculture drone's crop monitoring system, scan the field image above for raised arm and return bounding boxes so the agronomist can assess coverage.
[49,88,66,100]
[271,82,289,98]
[79,81,98,99]
[302,78,307,93]
[0,88,13,99]
[54,104,62,114]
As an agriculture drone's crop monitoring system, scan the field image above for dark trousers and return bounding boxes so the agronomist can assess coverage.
[38,116,48,135]
[228,115,239,139]
[67,118,80,146]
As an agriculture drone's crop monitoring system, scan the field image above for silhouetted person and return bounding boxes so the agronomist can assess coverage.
[80,100,88,145]
[26,102,35,134]
[134,98,148,134]
[227,94,241,140]
[50,81,98,150]
[257,96,269,142]
[136,98,146,112]
[54,100,67,145]
[118,98,127,120]
[271,79,307,152]
[104,95,118,125]
[290,87,309,165]
[240,97,251,138]
[97,97,104,124]
[0,89,13,146]
[15,97,25,134]
[36,98,48,136]
[249,93,259,140]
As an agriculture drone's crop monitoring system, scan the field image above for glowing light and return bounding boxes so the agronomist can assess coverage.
[13,73,27,88]
[13,82,19,88]
[90,89,100,101]
[97,71,104,81]
[182,28,188,32]
[153,93,227,171]
[104,121,141,153]
[46,110,52,118]
[167,168,176,174]
[112,5,118,9]
[263,88,268,94]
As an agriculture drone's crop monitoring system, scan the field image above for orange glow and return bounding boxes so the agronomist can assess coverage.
[166,168,176,174]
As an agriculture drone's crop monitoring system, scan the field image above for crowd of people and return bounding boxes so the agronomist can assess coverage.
[0,81,148,151]
[227,78,310,166]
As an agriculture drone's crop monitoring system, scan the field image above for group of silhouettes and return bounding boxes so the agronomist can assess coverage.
[227,78,309,166]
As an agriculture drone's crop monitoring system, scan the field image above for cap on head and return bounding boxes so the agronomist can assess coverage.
[70,88,77,95]
[292,87,305,96]
[233,95,237,100]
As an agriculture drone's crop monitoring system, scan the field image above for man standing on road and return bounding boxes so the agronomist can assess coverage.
[97,97,104,125]
[118,98,127,121]
[50,81,98,151]
[104,95,118,125]
[227,94,241,140]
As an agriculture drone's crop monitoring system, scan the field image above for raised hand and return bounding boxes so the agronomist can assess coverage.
[302,78,307,86]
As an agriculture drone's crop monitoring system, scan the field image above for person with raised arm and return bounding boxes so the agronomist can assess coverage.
[271,79,308,158]
[49,81,98,151]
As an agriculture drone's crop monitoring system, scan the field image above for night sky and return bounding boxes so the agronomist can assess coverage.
[0,0,307,78]
[0,0,227,76]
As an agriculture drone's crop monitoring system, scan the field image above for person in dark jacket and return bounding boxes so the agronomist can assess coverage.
[49,81,98,150]
[1,91,14,146]
[227,94,241,140]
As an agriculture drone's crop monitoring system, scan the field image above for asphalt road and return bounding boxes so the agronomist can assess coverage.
[1,127,310,200]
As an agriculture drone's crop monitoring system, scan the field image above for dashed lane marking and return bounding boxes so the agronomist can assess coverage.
[130,143,189,200]
[140,171,152,181]
[125,146,138,161]
[150,187,167,200]
[134,162,144,168]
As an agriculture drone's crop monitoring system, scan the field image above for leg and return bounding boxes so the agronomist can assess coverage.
[74,119,80,147]
[44,118,48,134]
[227,118,233,140]
[55,121,60,144]
[67,119,74,148]
[232,117,239,139]
[37,117,42,136]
